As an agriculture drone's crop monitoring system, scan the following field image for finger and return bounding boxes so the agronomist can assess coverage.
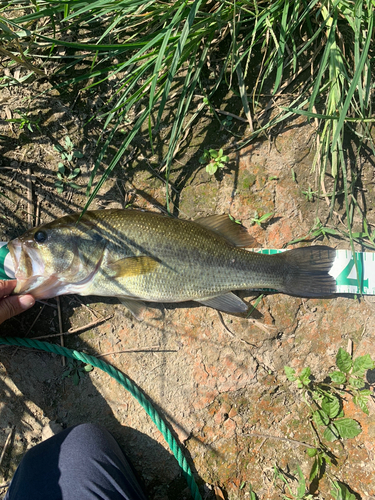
[0,295,35,324]
[0,280,17,299]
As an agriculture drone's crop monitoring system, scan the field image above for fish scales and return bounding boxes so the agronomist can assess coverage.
[8,209,337,315]
[77,210,272,301]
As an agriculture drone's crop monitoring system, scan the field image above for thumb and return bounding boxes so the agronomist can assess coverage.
[0,295,35,325]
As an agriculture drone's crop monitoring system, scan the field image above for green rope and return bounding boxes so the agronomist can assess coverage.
[0,336,202,500]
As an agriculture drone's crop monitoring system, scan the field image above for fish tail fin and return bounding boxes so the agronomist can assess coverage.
[278,246,336,297]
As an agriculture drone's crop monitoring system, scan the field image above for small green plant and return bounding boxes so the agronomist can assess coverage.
[285,347,374,483]
[330,347,374,414]
[250,211,274,226]
[248,484,258,500]
[274,465,357,500]
[239,482,258,499]
[5,109,41,133]
[55,164,81,194]
[62,359,94,386]
[330,480,357,500]
[273,464,314,500]
[221,115,233,129]
[228,214,241,225]
[54,136,84,163]
[288,217,340,245]
[199,148,229,175]
[301,186,318,202]
[54,136,83,193]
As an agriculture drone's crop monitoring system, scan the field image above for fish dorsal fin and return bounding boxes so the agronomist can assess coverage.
[107,256,159,278]
[194,214,257,247]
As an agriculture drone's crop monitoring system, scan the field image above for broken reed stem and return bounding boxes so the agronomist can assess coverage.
[36,300,57,309]
[35,195,41,227]
[95,346,162,358]
[25,304,45,337]
[214,109,248,123]
[31,315,113,340]
[244,432,316,449]
[0,427,14,468]
[26,166,33,229]
[56,297,65,366]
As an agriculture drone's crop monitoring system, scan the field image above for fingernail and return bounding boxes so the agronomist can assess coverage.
[19,295,35,309]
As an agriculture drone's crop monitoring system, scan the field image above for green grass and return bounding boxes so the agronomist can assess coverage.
[1,0,374,236]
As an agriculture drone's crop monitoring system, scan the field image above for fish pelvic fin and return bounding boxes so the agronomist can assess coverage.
[194,214,258,247]
[108,256,159,278]
[278,246,336,297]
[118,297,147,320]
[197,292,248,313]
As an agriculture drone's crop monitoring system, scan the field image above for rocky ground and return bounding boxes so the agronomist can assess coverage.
[0,79,375,500]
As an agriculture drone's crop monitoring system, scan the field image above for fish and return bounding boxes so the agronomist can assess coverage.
[7,209,336,317]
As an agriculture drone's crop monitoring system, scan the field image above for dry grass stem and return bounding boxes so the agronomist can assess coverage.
[31,315,113,340]
[244,432,316,449]
[0,427,14,468]
[56,297,65,366]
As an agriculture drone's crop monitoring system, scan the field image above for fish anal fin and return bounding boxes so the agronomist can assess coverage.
[197,292,248,314]
[118,297,147,320]
[108,256,159,278]
[194,214,257,247]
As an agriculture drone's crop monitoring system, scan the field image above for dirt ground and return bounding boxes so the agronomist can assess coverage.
[0,78,375,500]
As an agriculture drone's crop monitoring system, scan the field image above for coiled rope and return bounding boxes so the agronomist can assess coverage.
[0,336,202,500]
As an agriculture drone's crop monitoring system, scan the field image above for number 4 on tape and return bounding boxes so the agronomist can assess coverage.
[332,250,372,294]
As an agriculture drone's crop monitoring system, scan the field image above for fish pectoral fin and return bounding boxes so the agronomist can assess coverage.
[107,256,159,278]
[196,292,248,313]
[194,214,258,248]
[118,297,147,320]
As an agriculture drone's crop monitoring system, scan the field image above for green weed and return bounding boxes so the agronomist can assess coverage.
[228,214,242,225]
[288,217,340,245]
[250,212,274,227]
[5,109,41,133]
[221,115,234,129]
[273,466,357,500]
[273,464,314,500]
[301,186,317,203]
[54,136,83,163]
[62,359,94,386]
[53,136,83,193]
[330,480,357,500]
[284,346,374,484]
[199,148,229,175]
[55,164,81,194]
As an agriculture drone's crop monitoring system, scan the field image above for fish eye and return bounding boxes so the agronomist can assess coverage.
[34,230,48,243]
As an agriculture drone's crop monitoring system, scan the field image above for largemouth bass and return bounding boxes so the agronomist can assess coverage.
[8,209,336,316]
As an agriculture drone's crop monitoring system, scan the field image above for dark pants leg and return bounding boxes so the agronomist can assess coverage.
[5,423,148,500]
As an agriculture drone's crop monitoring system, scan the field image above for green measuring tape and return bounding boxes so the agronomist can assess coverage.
[1,242,374,294]
[0,243,14,280]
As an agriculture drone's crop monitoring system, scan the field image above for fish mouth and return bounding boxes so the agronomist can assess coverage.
[7,239,59,299]
[8,239,46,280]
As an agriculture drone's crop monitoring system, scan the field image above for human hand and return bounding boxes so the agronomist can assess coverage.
[0,280,35,325]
